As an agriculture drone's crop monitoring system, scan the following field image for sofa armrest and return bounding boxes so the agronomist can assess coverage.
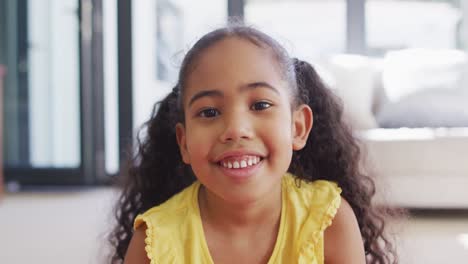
[358,128,468,208]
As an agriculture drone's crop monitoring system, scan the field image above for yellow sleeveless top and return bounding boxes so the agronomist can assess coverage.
[134,173,342,264]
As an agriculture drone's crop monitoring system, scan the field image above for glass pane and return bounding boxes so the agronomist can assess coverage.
[245,0,346,61]
[1,0,80,168]
[132,0,227,130]
[103,0,119,175]
[366,0,463,53]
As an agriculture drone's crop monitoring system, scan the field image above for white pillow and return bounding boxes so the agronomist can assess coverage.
[382,48,468,102]
[377,48,468,128]
[324,54,380,130]
[376,89,468,128]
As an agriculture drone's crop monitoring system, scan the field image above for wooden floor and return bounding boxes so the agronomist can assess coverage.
[1,188,467,264]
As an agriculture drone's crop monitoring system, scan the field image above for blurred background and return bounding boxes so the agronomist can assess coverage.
[1,0,468,263]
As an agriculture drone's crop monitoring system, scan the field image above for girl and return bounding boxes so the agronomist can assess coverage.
[109,24,399,263]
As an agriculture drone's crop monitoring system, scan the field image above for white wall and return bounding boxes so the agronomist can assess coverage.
[131,0,227,133]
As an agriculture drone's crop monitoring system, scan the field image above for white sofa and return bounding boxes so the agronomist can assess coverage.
[319,49,468,209]
[361,128,468,209]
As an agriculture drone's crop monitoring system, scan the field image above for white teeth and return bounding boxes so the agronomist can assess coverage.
[240,160,247,168]
[220,156,263,169]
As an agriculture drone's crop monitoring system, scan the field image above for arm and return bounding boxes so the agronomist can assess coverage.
[123,224,151,264]
[324,197,366,264]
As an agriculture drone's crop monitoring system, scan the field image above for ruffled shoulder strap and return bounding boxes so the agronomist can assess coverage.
[134,213,162,264]
[309,180,342,231]
[133,182,201,263]
[283,175,342,263]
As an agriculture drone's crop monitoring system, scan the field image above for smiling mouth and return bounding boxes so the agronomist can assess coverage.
[217,155,264,169]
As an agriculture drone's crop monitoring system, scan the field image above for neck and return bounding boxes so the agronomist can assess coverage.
[198,183,282,234]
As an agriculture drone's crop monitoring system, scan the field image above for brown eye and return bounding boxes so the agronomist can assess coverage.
[198,108,220,118]
[251,101,272,111]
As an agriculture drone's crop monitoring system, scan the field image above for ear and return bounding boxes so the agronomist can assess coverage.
[292,104,313,151]
[175,123,191,164]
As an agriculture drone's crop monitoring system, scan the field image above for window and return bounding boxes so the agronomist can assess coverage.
[366,0,464,55]
[3,0,80,169]
[245,0,346,61]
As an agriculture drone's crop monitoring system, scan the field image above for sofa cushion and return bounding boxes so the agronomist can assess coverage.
[377,48,468,128]
[324,54,381,130]
[382,48,468,102]
[376,89,468,128]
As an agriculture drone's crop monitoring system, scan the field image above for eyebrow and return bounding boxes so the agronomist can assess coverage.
[188,82,280,107]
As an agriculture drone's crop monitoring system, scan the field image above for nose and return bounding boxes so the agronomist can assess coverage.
[219,110,254,143]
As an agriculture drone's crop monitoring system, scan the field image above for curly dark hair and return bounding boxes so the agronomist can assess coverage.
[108,23,402,263]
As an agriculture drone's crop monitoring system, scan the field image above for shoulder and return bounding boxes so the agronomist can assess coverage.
[283,174,341,197]
[283,175,342,210]
[324,197,366,264]
[127,182,200,263]
[124,224,151,264]
[134,181,199,230]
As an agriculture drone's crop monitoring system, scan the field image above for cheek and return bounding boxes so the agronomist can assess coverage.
[260,111,294,149]
[185,123,214,155]
[275,109,293,136]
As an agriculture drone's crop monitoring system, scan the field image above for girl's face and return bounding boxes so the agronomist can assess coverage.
[176,37,312,205]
